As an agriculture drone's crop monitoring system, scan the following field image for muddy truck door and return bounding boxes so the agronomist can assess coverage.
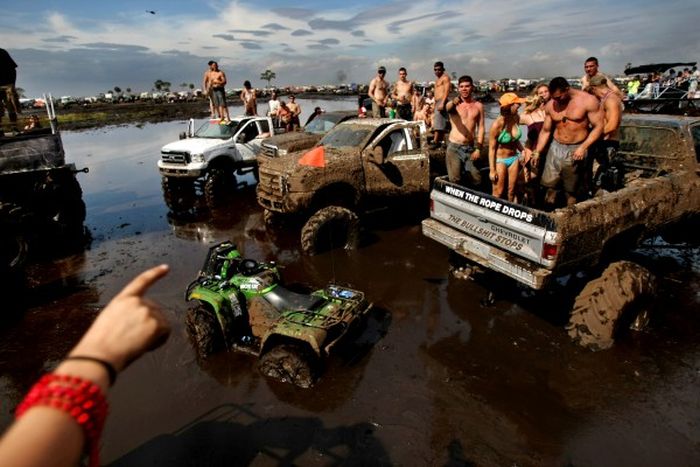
[361,121,429,196]
[423,177,559,289]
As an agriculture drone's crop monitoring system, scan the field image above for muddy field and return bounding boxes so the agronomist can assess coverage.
[1,99,699,466]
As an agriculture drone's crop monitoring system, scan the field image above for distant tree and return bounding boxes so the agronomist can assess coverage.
[189,83,195,90]
[114,86,122,94]
[126,87,132,93]
[154,80,163,91]
[162,81,172,92]
[16,87,26,98]
[260,69,276,87]
[180,82,188,89]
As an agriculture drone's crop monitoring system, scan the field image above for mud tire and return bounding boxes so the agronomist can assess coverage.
[567,261,656,351]
[263,209,285,229]
[300,206,359,255]
[45,173,86,238]
[204,168,236,208]
[185,305,225,358]
[258,343,317,388]
[162,177,195,212]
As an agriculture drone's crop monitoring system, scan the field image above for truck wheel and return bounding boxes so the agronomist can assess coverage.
[204,168,236,208]
[263,209,285,229]
[258,343,318,388]
[300,206,359,255]
[185,305,224,358]
[46,173,86,237]
[162,177,195,212]
[567,261,656,351]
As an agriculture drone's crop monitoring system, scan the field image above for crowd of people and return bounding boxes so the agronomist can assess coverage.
[365,57,625,209]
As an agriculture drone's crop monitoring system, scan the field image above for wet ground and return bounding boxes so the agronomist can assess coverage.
[1,98,699,466]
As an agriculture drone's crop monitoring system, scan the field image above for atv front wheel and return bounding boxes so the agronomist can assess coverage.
[567,261,656,350]
[185,305,225,358]
[300,206,359,255]
[258,343,318,388]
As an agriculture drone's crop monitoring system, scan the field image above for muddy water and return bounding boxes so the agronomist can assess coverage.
[1,98,699,466]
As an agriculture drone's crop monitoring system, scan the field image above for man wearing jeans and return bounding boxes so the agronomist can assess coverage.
[444,75,484,187]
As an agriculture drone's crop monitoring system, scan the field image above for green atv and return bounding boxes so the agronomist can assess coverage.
[185,241,372,387]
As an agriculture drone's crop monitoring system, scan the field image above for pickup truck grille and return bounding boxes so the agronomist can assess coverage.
[257,165,286,210]
[260,143,278,158]
[160,151,189,164]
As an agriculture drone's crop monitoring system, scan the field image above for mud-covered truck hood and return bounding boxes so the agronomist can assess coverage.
[263,147,360,185]
[263,132,320,152]
[161,138,227,155]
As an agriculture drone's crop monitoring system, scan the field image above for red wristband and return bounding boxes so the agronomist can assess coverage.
[15,374,109,467]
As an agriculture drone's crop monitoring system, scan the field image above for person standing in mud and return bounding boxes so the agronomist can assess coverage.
[532,77,604,207]
[368,66,389,118]
[203,61,230,121]
[392,67,414,120]
[581,57,622,98]
[432,61,452,148]
[287,95,301,130]
[586,74,622,192]
[241,81,257,116]
[0,48,21,132]
[444,75,484,187]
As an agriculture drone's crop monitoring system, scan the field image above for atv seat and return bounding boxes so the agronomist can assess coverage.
[264,285,324,312]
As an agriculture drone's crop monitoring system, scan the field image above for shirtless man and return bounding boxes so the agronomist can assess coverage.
[532,77,604,206]
[287,95,301,131]
[202,61,230,121]
[432,61,452,147]
[369,66,389,118]
[444,75,485,187]
[392,67,414,120]
[581,57,622,98]
[241,80,257,116]
[411,88,424,120]
[586,74,622,191]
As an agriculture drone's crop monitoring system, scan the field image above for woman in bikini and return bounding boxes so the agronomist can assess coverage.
[489,92,526,202]
[518,84,550,204]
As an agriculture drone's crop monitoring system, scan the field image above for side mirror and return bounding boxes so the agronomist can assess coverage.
[236,135,246,144]
[369,146,385,164]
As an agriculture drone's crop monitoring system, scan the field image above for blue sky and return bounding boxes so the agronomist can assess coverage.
[2,0,698,97]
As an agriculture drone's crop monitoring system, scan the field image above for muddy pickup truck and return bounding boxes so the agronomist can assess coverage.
[257,110,357,167]
[158,116,281,208]
[257,118,445,254]
[422,114,700,350]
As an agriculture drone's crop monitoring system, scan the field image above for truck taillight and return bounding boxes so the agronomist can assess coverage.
[542,243,558,260]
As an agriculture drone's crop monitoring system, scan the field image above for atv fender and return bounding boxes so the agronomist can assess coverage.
[188,285,242,344]
[261,325,327,357]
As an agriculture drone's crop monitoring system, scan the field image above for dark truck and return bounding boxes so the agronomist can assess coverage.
[422,114,700,350]
[257,118,445,254]
[257,110,356,167]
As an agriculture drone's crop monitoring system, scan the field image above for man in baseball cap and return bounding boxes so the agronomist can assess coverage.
[369,66,388,117]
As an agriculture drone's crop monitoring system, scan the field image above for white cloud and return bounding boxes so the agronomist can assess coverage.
[532,51,550,62]
[469,56,490,65]
[600,42,627,57]
[568,47,589,58]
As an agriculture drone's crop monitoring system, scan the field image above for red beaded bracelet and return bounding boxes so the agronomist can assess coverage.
[15,374,109,467]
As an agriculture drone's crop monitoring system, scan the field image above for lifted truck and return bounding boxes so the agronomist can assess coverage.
[257,118,446,254]
[422,114,700,350]
[257,110,357,167]
[158,116,281,209]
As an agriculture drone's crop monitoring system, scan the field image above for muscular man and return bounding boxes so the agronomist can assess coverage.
[202,61,230,121]
[241,80,257,116]
[581,57,622,98]
[0,48,21,132]
[444,75,485,187]
[392,67,414,120]
[586,74,623,191]
[368,66,388,118]
[432,61,452,147]
[533,77,604,206]
[287,95,301,131]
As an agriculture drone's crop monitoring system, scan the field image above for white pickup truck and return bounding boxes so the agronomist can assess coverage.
[158,116,282,208]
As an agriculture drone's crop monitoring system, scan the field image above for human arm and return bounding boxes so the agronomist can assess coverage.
[202,72,209,93]
[488,119,501,182]
[572,102,604,160]
[532,111,553,164]
[0,265,171,467]
[219,71,227,87]
[474,103,485,159]
[445,95,461,113]
[603,98,621,138]
[369,79,377,103]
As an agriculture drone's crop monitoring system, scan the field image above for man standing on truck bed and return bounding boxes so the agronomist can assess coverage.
[0,48,20,133]
[586,74,623,192]
[432,61,452,148]
[444,75,485,187]
[392,67,414,120]
[532,77,603,206]
[203,61,230,122]
[369,66,388,118]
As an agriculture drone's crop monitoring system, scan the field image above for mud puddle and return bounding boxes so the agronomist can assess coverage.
[1,102,699,466]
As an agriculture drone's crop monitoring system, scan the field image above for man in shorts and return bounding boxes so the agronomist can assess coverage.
[0,48,21,133]
[369,66,389,118]
[287,95,301,130]
[392,67,414,120]
[532,77,603,206]
[203,61,230,121]
[432,61,452,147]
[444,75,484,187]
[586,74,623,192]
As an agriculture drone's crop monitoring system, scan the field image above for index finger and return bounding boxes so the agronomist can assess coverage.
[118,264,170,298]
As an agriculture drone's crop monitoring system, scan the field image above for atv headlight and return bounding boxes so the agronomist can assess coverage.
[191,153,204,163]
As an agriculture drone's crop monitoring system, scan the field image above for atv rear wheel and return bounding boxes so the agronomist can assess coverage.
[162,176,195,212]
[300,206,359,255]
[185,305,225,358]
[567,261,656,350]
[204,168,236,208]
[258,343,318,388]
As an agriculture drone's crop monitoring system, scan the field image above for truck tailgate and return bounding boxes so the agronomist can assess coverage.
[430,178,555,265]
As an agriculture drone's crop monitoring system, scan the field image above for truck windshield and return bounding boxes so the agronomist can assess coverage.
[194,120,243,139]
[319,126,372,148]
[305,114,344,135]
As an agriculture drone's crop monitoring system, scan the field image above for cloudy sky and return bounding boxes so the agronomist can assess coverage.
[2,0,698,97]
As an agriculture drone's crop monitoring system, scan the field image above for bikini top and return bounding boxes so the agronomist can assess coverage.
[497,124,522,144]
